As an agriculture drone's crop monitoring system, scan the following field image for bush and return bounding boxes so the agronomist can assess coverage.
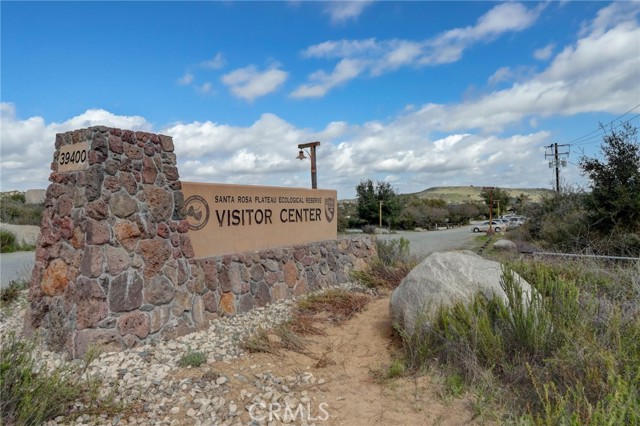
[0,334,109,424]
[397,260,640,424]
[352,238,416,289]
[0,197,44,226]
[178,351,207,368]
[0,230,17,253]
[0,280,27,306]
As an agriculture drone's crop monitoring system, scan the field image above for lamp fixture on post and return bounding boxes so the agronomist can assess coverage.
[297,141,320,189]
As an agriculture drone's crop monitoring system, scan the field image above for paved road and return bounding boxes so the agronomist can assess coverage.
[0,251,35,289]
[377,226,478,260]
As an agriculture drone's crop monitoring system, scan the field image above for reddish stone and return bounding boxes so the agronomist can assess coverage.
[159,135,174,152]
[109,135,123,154]
[170,233,180,247]
[302,256,315,266]
[265,272,278,285]
[283,261,297,287]
[203,291,218,312]
[117,311,149,338]
[162,165,179,181]
[219,292,236,316]
[179,234,194,258]
[293,280,307,296]
[143,185,172,222]
[121,130,135,143]
[142,156,157,184]
[75,277,108,330]
[103,176,121,193]
[57,195,73,217]
[143,142,155,156]
[55,216,74,240]
[137,239,171,280]
[177,219,189,233]
[250,264,265,281]
[135,131,151,142]
[41,258,69,296]
[293,249,306,261]
[80,245,104,278]
[157,223,170,238]
[46,183,67,199]
[114,220,141,251]
[86,219,110,245]
[237,293,254,314]
[109,270,143,312]
[86,199,109,221]
[105,159,120,177]
[124,143,143,159]
[120,173,138,195]
[105,245,130,275]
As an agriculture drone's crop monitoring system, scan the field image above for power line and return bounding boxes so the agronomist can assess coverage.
[570,113,640,147]
[565,104,640,146]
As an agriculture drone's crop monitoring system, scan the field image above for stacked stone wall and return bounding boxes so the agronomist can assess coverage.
[26,127,375,358]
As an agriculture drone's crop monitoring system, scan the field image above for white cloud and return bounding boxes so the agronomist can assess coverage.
[222,64,288,101]
[177,73,194,85]
[294,2,542,97]
[200,52,226,70]
[534,43,555,60]
[324,1,373,24]
[488,67,513,85]
[196,82,214,94]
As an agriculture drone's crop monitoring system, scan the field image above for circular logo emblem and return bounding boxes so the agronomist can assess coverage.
[184,195,209,231]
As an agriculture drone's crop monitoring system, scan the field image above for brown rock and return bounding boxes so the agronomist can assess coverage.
[265,272,278,285]
[142,156,158,184]
[219,292,236,316]
[293,280,307,296]
[85,166,104,202]
[120,172,138,195]
[254,282,272,308]
[144,275,175,306]
[71,226,85,249]
[105,245,130,275]
[283,261,298,287]
[86,219,110,245]
[162,165,179,181]
[103,176,121,193]
[57,194,73,217]
[143,185,172,222]
[123,143,143,159]
[203,291,218,312]
[108,134,123,154]
[117,311,149,338]
[86,199,109,220]
[250,264,265,281]
[111,192,138,218]
[192,295,205,326]
[75,277,108,330]
[159,135,174,152]
[41,258,69,296]
[200,260,218,290]
[137,239,171,280]
[114,220,141,251]
[80,245,104,278]
[157,223,170,238]
[109,270,143,312]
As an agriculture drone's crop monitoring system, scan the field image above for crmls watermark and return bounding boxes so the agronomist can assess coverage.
[249,401,330,422]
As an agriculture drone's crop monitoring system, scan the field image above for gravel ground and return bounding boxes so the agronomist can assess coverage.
[0,282,372,426]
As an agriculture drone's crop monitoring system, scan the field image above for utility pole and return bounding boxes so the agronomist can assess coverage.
[379,200,383,228]
[545,143,570,192]
[482,186,495,234]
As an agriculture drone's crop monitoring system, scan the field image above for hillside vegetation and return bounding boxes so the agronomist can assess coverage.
[406,186,552,204]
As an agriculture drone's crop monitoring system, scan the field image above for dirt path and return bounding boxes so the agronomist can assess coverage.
[178,294,480,426]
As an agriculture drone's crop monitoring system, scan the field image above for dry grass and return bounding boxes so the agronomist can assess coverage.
[296,289,370,324]
[287,311,326,336]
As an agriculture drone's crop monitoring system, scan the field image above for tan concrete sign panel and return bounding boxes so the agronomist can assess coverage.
[181,182,338,258]
[57,142,89,172]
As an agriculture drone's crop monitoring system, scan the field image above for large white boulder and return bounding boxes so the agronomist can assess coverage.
[390,250,532,333]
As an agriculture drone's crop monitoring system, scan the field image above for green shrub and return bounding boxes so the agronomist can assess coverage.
[0,334,109,424]
[0,280,27,306]
[397,260,640,425]
[0,230,17,253]
[0,197,44,225]
[351,237,416,289]
[178,351,207,368]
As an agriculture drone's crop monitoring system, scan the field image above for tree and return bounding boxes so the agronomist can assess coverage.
[579,122,640,233]
[479,187,510,217]
[355,179,402,227]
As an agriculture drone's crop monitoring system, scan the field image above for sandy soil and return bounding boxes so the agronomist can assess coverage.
[172,293,482,426]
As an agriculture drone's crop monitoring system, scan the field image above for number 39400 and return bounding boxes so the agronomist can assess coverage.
[59,149,87,165]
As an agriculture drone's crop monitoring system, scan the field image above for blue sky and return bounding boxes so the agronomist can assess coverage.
[1,1,639,199]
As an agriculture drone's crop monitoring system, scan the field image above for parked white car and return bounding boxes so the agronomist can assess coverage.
[472,221,506,233]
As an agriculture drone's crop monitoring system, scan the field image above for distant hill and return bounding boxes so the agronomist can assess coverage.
[404,186,553,204]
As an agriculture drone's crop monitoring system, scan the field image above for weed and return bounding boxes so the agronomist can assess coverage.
[352,237,416,289]
[444,372,465,397]
[178,351,207,368]
[0,279,27,306]
[274,324,309,353]
[287,311,326,336]
[242,327,279,355]
[0,333,117,424]
[297,289,370,324]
